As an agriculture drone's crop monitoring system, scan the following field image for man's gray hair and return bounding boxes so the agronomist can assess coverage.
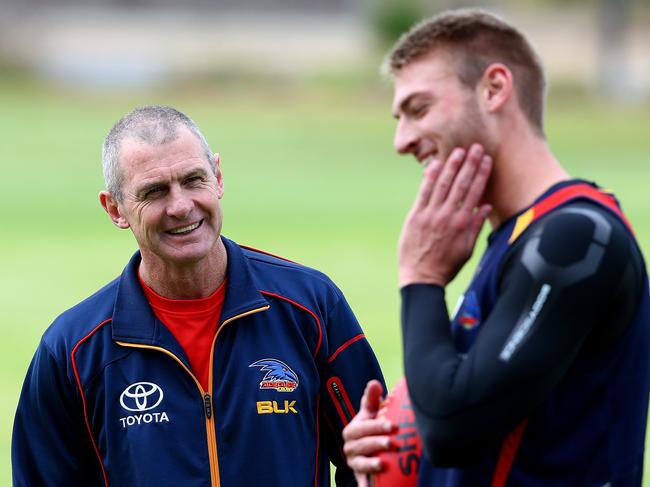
[102,105,214,202]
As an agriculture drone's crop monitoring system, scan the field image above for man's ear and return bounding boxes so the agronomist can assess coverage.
[213,153,224,199]
[99,191,130,229]
[480,63,514,114]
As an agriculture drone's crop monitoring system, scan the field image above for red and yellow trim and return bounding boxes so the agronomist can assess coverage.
[116,304,269,487]
[509,183,633,244]
[496,184,629,483]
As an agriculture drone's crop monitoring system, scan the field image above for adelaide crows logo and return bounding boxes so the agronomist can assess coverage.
[249,359,299,392]
[455,291,481,331]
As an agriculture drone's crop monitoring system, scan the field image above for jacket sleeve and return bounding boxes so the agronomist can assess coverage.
[12,339,103,487]
[319,292,386,487]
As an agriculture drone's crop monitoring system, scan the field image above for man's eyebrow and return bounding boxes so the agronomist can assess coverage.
[182,167,209,179]
[136,180,167,197]
[392,92,431,119]
[134,167,210,197]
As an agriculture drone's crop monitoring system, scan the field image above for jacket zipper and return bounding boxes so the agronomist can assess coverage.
[203,393,212,418]
[328,379,353,423]
[205,306,270,485]
[115,341,219,484]
[115,304,269,487]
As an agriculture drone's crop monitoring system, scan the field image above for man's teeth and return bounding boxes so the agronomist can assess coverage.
[169,222,200,234]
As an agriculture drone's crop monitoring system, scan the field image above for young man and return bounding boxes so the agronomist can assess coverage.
[13,106,384,486]
[343,9,650,486]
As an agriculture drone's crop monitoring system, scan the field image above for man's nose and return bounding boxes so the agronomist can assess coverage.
[393,120,418,155]
[166,186,193,219]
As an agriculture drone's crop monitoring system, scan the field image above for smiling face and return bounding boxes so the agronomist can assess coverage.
[100,125,224,272]
[392,51,492,167]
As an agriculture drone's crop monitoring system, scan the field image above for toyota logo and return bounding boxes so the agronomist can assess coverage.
[120,382,164,412]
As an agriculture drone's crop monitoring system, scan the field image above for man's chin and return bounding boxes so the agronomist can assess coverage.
[149,245,213,269]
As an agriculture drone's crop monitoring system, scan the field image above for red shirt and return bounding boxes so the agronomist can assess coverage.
[139,276,226,392]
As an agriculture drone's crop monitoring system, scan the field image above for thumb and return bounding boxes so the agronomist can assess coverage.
[358,380,385,420]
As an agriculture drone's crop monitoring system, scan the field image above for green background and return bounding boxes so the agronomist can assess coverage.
[2,76,649,485]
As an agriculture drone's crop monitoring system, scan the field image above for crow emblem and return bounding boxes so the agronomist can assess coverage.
[249,359,299,392]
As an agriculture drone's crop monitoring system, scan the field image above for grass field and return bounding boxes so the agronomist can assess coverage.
[1,75,649,485]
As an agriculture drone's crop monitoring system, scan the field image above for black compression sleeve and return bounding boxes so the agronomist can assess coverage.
[401,202,644,466]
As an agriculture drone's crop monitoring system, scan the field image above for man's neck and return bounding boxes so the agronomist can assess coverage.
[486,125,570,229]
[139,239,228,300]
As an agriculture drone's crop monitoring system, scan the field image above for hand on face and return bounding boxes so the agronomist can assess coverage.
[342,380,393,487]
[398,143,493,287]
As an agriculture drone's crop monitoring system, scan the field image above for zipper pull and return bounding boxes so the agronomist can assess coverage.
[330,380,353,423]
[203,393,212,419]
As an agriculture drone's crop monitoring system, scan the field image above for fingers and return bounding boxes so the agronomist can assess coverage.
[342,379,392,480]
[414,159,443,210]
[461,152,492,211]
[356,379,385,419]
[343,380,391,443]
[470,203,493,240]
[344,426,391,476]
[430,148,467,206]
[347,453,383,476]
[344,431,392,458]
[446,144,486,209]
[343,416,393,442]
[414,143,492,213]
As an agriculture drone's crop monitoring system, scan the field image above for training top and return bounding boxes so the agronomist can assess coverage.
[13,236,385,487]
[401,181,650,486]
[140,275,227,391]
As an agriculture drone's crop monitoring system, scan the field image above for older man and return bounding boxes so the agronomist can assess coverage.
[13,106,384,486]
[343,8,650,487]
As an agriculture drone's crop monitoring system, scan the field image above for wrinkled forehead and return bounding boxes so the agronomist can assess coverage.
[119,121,185,150]
[120,124,199,156]
[119,128,208,175]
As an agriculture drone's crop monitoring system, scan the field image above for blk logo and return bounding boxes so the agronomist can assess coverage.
[120,382,164,412]
[256,400,298,414]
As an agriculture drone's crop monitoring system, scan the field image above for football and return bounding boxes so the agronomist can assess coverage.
[371,377,422,487]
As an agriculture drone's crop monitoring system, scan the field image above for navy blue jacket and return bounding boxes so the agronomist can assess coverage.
[13,237,384,486]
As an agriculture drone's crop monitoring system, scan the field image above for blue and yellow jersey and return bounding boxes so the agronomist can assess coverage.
[409,180,650,486]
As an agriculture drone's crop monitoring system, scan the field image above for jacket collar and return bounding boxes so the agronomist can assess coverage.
[111,236,269,346]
